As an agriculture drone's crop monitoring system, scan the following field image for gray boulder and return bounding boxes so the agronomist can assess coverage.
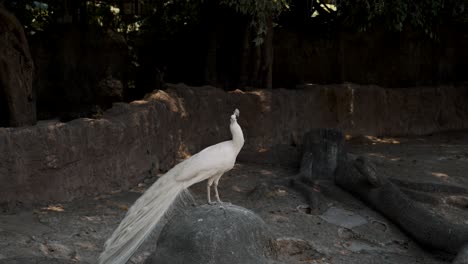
[145,204,277,264]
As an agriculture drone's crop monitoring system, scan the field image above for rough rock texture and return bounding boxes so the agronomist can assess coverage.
[0,5,36,127]
[145,204,276,264]
[2,83,468,204]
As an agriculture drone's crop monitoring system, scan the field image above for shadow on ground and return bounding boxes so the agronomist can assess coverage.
[1,132,468,263]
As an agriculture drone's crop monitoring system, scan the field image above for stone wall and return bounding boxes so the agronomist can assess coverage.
[1,83,468,205]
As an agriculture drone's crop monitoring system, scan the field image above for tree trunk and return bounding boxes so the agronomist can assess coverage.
[237,14,274,89]
[0,5,36,127]
[253,43,262,87]
[203,1,219,87]
[295,130,468,262]
[291,129,345,214]
[298,129,345,182]
[338,32,346,83]
[335,155,468,262]
[261,15,273,89]
[205,29,218,86]
[239,21,251,88]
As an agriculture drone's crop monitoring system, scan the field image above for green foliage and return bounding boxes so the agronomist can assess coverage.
[9,0,467,42]
[6,0,291,42]
[5,0,200,37]
[136,0,202,38]
[338,0,468,38]
[220,0,290,45]
[88,2,122,30]
[24,2,50,32]
[4,1,53,34]
[85,0,203,40]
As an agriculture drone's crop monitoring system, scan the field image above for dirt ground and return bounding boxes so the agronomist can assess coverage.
[1,132,468,264]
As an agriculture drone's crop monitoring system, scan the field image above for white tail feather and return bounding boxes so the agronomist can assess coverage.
[98,170,185,264]
[99,108,244,264]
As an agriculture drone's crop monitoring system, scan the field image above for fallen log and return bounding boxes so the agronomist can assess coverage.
[293,129,468,262]
[335,155,468,262]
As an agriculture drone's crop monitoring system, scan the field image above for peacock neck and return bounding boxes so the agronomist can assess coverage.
[230,121,244,152]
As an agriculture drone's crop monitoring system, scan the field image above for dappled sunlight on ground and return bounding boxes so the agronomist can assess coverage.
[260,169,274,175]
[2,132,468,263]
[430,172,450,181]
[346,134,401,145]
[41,204,65,212]
[367,152,402,161]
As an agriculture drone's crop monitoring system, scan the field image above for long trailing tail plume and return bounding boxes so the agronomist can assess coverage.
[98,166,186,264]
[99,108,244,264]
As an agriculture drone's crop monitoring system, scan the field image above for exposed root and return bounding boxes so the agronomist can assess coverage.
[390,178,468,194]
[336,156,468,257]
[400,188,441,205]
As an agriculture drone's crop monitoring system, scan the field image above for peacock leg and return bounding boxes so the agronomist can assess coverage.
[214,183,222,203]
[214,174,224,203]
[207,178,215,204]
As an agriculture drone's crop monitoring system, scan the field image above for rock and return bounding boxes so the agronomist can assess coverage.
[0,257,84,264]
[58,105,103,122]
[3,84,468,205]
[0,6,36,127]
[319,207,368,229]
[145,204,277,264]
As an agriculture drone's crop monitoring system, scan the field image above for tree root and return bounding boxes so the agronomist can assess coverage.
[335,156,468,261]
[399,188,441,205]
[390,178,468,195]
[295,129,468,263]
[290,178,331,215]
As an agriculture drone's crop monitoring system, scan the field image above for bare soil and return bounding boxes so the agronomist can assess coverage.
[1,132,467,264]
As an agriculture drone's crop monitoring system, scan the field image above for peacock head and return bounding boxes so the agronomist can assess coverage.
[230,109,240,124]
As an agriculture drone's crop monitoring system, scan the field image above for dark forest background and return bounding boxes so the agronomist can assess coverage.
[1,0,468,127]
